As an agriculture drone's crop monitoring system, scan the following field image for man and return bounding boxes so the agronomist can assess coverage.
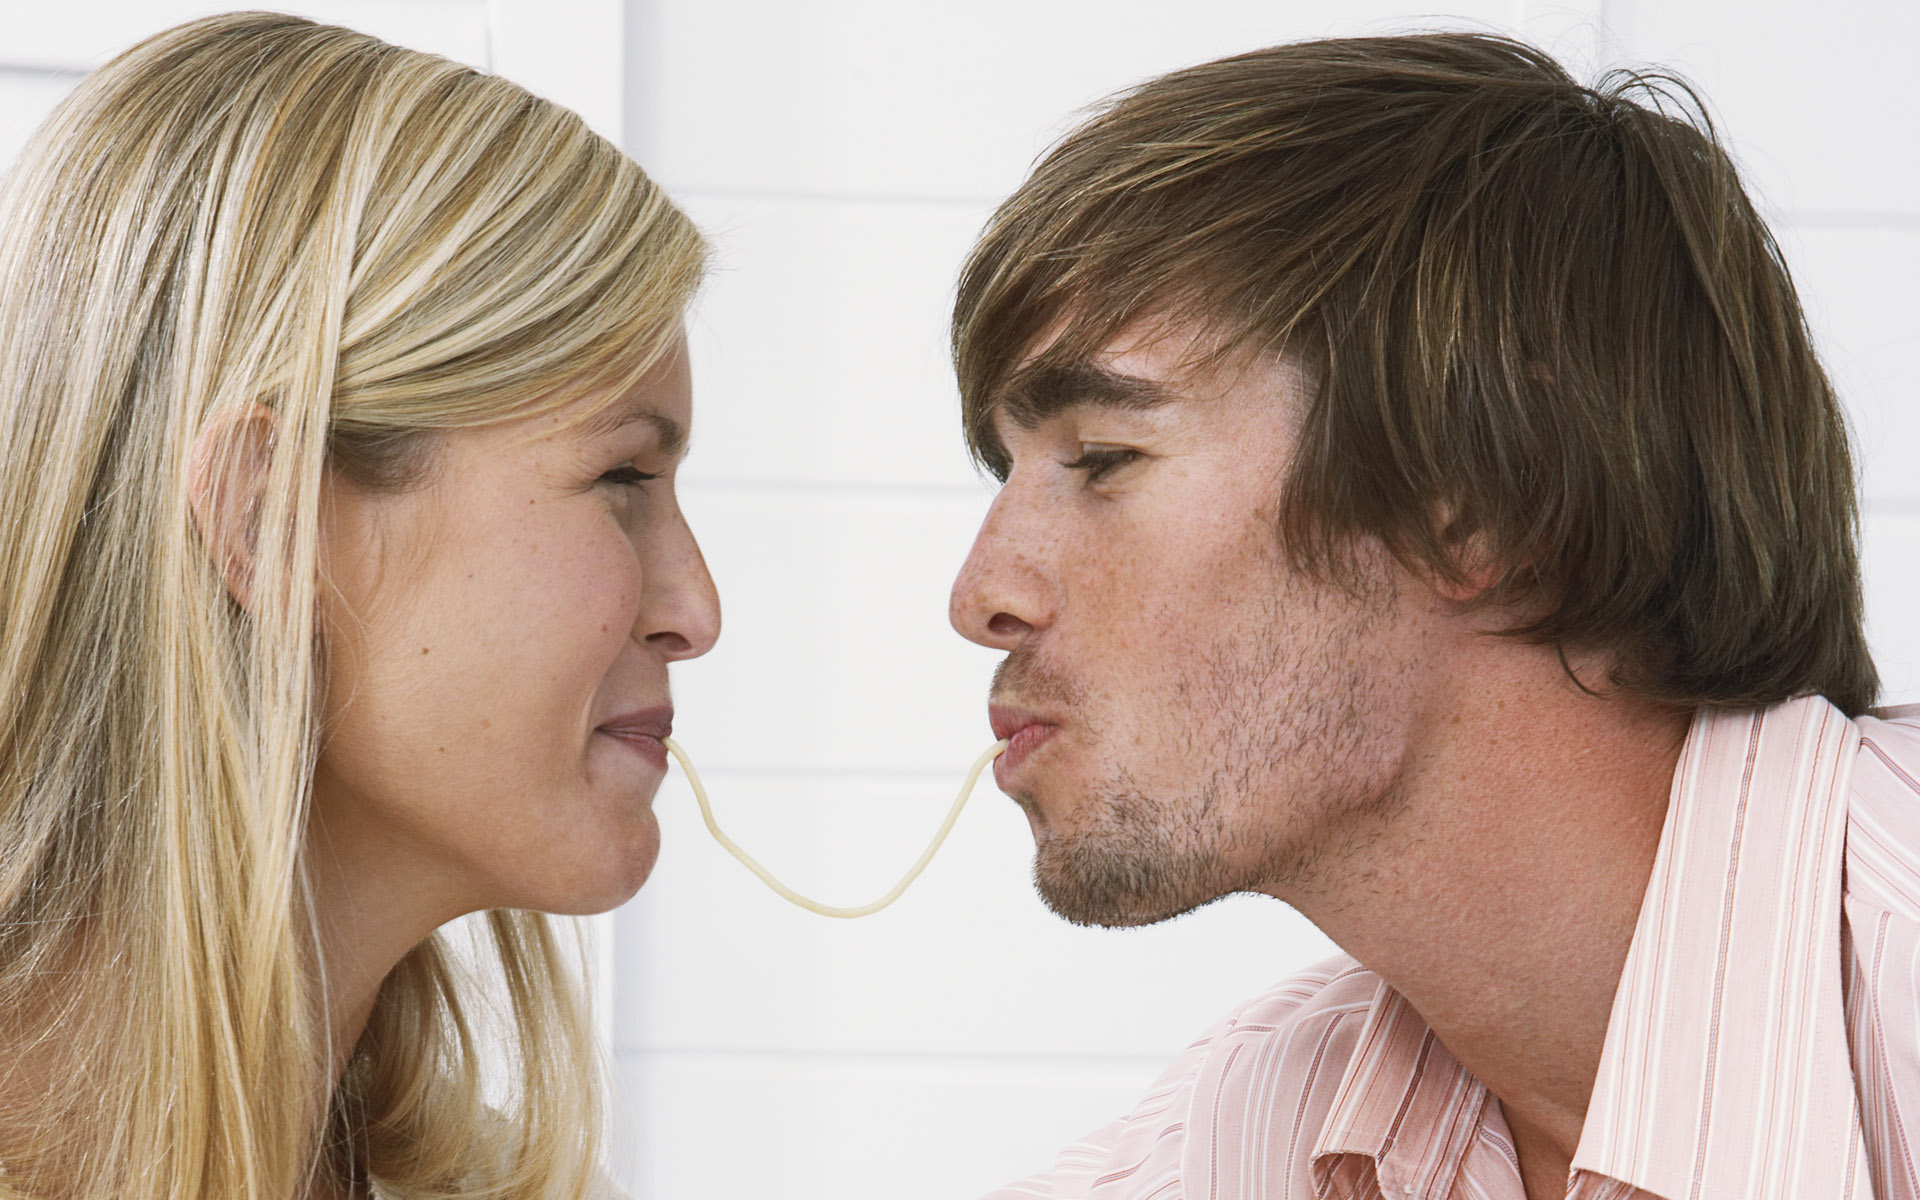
[947,33,1919,1200]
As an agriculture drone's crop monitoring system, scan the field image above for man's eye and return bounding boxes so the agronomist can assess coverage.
[1061,446,1142,482]
[600,465,659,489]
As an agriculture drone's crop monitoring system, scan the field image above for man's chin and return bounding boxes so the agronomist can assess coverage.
[1030,837,1231,929]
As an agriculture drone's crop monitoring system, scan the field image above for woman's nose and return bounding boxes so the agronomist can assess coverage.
[638,513,721,660]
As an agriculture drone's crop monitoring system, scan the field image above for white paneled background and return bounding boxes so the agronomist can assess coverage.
[5,2,1916,1197]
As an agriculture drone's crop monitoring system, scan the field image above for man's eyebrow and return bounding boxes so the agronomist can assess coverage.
[579,401,687,457]
[996,361,1180,430]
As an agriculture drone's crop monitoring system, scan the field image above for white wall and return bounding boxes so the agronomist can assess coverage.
[4,2,1915,1197]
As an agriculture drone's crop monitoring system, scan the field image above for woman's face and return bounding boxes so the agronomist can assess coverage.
[312,335,718,923]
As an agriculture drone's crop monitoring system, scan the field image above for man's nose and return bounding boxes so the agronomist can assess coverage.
[949,489,1056,652]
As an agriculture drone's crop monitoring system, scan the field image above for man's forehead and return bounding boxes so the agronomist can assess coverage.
[994,359,1183,432]
[968,313,1308,478]
[994,326,1306,421]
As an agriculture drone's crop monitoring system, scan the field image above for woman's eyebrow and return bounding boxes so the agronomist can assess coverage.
[579,402,687,455]
[637,412,687,456]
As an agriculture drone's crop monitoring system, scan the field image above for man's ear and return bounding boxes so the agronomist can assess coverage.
[1430,504,1502,606]
[186,403,276,610]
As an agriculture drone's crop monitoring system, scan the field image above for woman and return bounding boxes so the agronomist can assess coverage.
[0,12,718,1199]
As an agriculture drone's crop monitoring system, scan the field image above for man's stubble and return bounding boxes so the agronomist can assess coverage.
[1001,552,1412,929]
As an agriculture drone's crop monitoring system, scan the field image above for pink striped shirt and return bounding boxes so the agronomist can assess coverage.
[987,696,1920,1200]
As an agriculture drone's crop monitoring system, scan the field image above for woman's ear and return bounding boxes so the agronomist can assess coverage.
[186,404,276,610]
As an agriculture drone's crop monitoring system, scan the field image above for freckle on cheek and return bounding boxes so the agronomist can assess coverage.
[420,647,430,655]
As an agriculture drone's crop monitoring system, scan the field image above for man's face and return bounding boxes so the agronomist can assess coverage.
[949,324,1438,926]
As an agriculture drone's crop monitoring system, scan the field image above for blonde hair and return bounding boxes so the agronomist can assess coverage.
[0,12,705,1198]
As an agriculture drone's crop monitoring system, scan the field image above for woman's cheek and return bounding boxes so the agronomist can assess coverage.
[575,527,647,658]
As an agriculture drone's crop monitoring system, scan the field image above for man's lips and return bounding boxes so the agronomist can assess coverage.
[597,705,673,771]
[989,703,1059,785]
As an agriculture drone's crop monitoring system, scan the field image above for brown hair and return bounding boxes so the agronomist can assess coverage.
[953,32,1877,716]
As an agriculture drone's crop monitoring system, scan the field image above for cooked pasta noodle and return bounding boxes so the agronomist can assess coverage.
[661,737,1008,918]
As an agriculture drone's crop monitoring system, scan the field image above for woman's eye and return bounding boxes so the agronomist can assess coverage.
[600,465,659,489]
[1061,446,1142,483]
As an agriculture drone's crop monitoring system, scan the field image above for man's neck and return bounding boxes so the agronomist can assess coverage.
[1272,649,1688,1196]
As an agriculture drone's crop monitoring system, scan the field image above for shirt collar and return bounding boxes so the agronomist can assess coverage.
[1309,697,1868,1200]
[1311,980,1498,1200]
[1573,695,1867,1200]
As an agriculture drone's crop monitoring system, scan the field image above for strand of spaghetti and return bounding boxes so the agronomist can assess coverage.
[661,736,1009,919]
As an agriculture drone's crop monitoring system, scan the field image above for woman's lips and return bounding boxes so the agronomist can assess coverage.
[598,727,669,771]
[597,705,673,771]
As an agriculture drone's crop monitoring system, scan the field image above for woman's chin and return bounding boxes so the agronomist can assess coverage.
[579,814,661,912]
[505,809,661,916]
